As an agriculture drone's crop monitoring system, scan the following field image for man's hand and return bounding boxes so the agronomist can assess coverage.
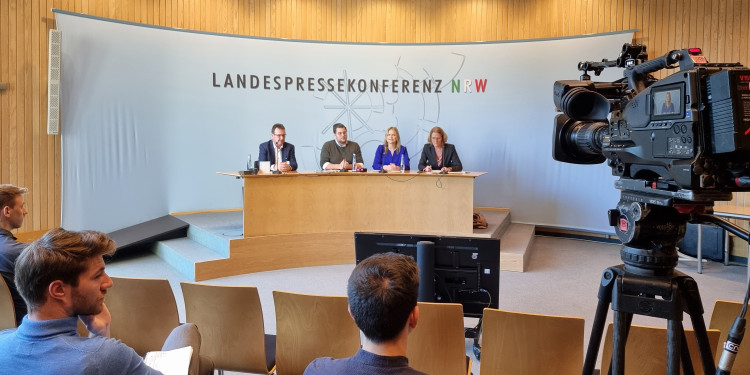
[79,303,112,338]
[278,162,291,172]
[424,165,432,172]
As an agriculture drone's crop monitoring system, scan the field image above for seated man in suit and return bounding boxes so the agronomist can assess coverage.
[0,228,213,375]
[258,123,297,172]
[320,123,364,171]
[304,253,426,375]
[0,184,30,325]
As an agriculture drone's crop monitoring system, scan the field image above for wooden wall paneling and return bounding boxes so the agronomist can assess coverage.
[31,0,41,231]
[743,0,750,68]
[1,0,9,185]
[712,0,722,61]
[4,0,750,235]
[9,0,19,187]
[23,0,33,228]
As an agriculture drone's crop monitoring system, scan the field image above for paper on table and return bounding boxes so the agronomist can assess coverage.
[144,345,193,375]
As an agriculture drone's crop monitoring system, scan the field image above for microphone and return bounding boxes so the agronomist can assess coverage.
[716,317,746,374]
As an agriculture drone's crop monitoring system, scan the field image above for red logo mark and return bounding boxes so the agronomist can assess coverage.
[619,218,629,232]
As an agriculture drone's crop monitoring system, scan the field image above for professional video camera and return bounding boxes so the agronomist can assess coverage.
[552,44,750,375]
[553,44,750,206]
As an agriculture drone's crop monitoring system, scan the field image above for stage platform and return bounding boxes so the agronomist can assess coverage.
[117,208,534,280]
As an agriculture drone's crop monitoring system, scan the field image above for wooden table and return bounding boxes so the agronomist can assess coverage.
[220,170,485,237]
[199,170,486,280]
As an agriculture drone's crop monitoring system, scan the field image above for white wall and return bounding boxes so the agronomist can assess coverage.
[55,11,632,233]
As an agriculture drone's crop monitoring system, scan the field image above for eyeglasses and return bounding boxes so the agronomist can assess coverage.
[273,133,286,137]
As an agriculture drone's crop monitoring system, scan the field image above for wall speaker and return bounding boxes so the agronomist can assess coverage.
[47,29,61,135]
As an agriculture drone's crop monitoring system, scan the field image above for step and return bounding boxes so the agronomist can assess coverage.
[153,238,226,280]
[175,211,243,257]
[499,223,536,272]
[473,209,511,239]
[186,226,234,257]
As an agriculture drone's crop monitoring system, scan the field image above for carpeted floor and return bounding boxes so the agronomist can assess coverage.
[106,235,749,374]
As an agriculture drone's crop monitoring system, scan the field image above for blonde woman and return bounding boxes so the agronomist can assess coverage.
[418,126,462,172]
[372,127,410,171]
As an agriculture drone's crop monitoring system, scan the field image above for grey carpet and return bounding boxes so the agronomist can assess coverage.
[105,235,748,374]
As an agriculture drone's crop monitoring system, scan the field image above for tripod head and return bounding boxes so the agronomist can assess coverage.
[607,179,735,276]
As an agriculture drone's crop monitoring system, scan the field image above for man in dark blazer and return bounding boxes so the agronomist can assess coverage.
[258,123,298,172]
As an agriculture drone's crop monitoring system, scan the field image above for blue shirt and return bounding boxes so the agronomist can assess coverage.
[372,145,410,170]
[0,316,162,375]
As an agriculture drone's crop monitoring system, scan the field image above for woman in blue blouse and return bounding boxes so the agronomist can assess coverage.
[372,127,410,171]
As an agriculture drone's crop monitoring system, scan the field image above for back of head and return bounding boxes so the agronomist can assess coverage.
[15,228,116,310]
[347,252,419,343]
[0,184,27,210]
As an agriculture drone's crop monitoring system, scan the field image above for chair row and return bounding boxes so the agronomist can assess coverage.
[87,277,471,375]
[2,276,747,374]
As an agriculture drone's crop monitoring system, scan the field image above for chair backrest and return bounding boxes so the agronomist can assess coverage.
[600,322,721,374]
[407,302,469,375]
[106,276,180,356]
[0,276,16,330]
[273,290,361,375]
[710,300,749,373]
[181,282,272,374]
[479,308,584,375]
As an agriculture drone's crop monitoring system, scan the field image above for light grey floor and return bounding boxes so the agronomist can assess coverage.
[106,235,748,374]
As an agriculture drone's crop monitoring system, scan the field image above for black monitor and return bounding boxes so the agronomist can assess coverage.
[354,232,499,317]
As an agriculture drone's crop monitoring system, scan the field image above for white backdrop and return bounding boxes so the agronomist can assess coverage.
[54,10,633,233]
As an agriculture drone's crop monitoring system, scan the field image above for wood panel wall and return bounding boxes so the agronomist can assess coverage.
[2,0,749,234]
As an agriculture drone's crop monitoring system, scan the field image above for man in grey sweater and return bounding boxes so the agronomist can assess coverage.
[320,123,364,170]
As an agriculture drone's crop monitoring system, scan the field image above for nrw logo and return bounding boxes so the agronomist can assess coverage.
[450,79,488,93]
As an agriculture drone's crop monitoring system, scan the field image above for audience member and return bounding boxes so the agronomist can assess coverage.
[0,184,29,325]
[372,127,410,171]
[304,253,426,375]
[0,228,213,375]
[320,123,364,170]
[418,126,462,172]
[258,123,298,172]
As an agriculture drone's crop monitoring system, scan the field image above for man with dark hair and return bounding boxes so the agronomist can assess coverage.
[0,184,29,325]
[258,123,298,172]
[0,228,213,375]
[304,252,426,375]
[320,123,364,170]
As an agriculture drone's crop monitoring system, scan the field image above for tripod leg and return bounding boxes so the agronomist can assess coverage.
[611,310,633,375]
[679,327,696,375]
[681,276,717,374]
[582,268,618,375]
[666,319,683,375]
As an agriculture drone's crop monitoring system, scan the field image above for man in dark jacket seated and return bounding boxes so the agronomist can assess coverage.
[304,253,427,375]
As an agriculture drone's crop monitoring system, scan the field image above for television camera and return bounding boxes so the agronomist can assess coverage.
[552,44,750,374]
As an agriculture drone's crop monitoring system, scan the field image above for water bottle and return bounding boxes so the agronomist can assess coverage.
[352,153,357,171]
[400,154,405,173]
[247,154,252,171]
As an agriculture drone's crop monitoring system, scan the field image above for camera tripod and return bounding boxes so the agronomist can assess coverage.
[582,261,715,375]
[581,200,750,375]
